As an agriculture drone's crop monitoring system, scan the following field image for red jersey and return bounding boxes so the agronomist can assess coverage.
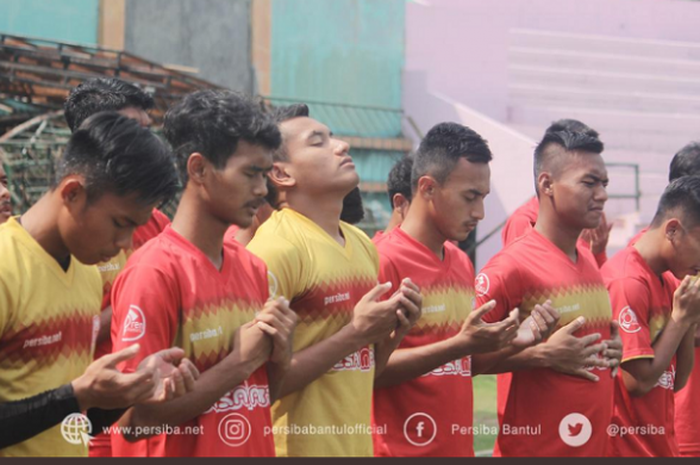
[372,230,386,246]
[110,226,275,457]
[675,347,700,457]
[90,208,170,457]
[476,229,614,457]
[372,229,475,457]
[602,246,679,457]
[502,197,607,267]
[131,208,170,251]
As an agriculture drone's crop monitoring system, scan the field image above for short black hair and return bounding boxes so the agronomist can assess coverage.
[669,142,700,182]
[340,187,365,225]
[651,176,700,229]
[270,103,310,162]
[64,78,155,132]
[56,112,179,207]
[163,90,282,184]
[545,119,600,138]
[534,119,604,194]
[387,156,413,206]
[412,122,492,190]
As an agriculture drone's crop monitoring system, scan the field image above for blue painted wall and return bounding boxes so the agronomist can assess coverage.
[270,0,405,135]
[0,0,99,44]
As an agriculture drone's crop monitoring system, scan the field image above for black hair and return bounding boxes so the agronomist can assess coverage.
[64,78,155,132]
[340,187,365,225]
[56,112,179,207]
[651,176,700,229]
[534,119,604,194]
[412,122,492,190]
[387,156,413,206]
[163,90,281,184]
[669,142,700,182]
[270,103,311,162]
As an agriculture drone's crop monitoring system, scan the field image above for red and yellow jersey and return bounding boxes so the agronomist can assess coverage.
[90,209,169,457]
[110,226,274,457]
[373,228,475,457]
[0,217,101,457]
[602,246,679,457]
[247,208,379,457]
[131,208,170,251]
[675,347,700,457]
[502,197,607,267]
[476,229,613,457]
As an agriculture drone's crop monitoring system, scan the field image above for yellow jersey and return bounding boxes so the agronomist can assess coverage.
[0,217,101,457]
[248,209,379,457]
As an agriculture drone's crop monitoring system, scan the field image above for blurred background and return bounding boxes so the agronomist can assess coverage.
[3,0,699,454]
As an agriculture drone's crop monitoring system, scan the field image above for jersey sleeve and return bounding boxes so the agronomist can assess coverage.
[377,252,402,301]
[607,276,654,362]
[501,213,534,247]
[0,272,15,340]
[247,236,306,302]
[110,263,180,373]
[474,253,520,324]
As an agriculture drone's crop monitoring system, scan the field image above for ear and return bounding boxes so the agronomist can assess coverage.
[59,177,87,211]
[393,193,410,220]
[538,172,554,197]
[269,162,296,189]
[417,176,437,199]
[665,218,681,243]
[187,153,208,186]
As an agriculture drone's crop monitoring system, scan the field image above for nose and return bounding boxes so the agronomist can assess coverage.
[333,138,350,156]
[0,184,9,201]
[253,173,268,198]
[471,198,485,221]
[594,184,609,204]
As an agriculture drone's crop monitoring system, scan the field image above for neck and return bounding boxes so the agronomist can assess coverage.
[534,202,581,261]
[171,188,228,269]
[19,194,70,265]
[634,228,669,277]
[286,189,345,244]
[401,204,445,259]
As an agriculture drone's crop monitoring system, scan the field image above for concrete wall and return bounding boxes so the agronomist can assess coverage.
[124,0,253,92]
[0,0,99,44]
[406,0,700,122]
[270,0,405,112]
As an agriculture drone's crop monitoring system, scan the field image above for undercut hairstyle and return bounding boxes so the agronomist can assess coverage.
[64,78,155,132]
[412,122,492,191]
[340,187,365,225]
[270,103,310,162]
[533,119,604,194]
[56,112,179,207]
[651,176,700,229]
[669,142,700,182]
[163,90,281,184]
[387,156,414,206]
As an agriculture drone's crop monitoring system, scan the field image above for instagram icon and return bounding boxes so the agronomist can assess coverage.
[218,413,252,447]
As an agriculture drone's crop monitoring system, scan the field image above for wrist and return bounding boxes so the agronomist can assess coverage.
[71,377,93,411]
[341,320,372,348]
[531,343,551,369]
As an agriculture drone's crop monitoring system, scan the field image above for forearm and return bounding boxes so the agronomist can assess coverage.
[675,324,697,392]
[97,306,112,343]
[476,344,548,374]
[374,331,407,378]
[0,384,80,449]
[121,355,261,437]
[275,324,366,399]
[374,337,465,389]
[624,319,690,396]
[266,362,289,403]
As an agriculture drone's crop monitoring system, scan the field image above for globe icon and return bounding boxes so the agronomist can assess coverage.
[60,413,92,445]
